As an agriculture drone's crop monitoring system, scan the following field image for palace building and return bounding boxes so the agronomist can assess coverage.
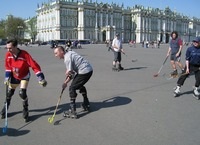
[36,0,200,43]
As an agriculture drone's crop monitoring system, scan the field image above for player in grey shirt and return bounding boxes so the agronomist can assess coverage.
[54,46,93,118]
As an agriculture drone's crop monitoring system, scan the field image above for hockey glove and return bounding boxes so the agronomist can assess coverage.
[39,79,47,87]
[37,72,47,87]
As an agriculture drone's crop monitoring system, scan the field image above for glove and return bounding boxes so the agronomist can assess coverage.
[39,79,47,87]
[37,72,45,81]
[4,78,10,85]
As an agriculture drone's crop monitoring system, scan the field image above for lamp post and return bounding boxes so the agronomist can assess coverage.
[17,26,23,39]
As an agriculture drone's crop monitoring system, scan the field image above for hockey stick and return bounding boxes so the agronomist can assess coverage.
[48,88,65,124]
[2,83,8,134]
[163,72,188,80]
[153,56,169,77]
[2,102,7,133]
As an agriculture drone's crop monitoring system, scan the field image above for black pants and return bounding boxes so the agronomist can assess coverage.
[177,64,200,87]
[69,71,93,99]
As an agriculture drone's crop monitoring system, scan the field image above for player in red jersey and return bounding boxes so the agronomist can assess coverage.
[1,39,47,122]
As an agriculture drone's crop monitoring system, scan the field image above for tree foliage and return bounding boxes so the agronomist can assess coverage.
[0,15,37,42]
[0,19,6,38]
[5,15,26,39]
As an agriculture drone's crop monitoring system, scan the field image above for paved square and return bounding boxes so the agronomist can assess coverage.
[0,43,200,145]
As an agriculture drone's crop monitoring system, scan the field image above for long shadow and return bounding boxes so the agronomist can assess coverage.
[175,90,193,98]
[0,127,30,137]
[54,96,132,124]
[123,66,147,71]
[4,96,131,127]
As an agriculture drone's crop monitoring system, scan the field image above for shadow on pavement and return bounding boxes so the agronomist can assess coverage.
[54,96,132,125]
[0,127,30,137]
[4,96,131,126]
[78,96,132,118]
[123,66,147,71]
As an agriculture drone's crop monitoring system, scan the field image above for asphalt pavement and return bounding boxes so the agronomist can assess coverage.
[0,43,200,145]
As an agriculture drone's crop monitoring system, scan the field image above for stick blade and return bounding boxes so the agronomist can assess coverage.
[2,127,7,133]
[48,117,54,123]
[153,74,159,77]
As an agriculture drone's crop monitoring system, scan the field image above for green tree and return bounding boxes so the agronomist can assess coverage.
[5,15,26,40]
[0,19,6,38]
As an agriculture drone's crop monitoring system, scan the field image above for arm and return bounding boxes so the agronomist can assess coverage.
[176,39,183,57]
[25,52,47,87]
[185,48,190,74]
[185,60,189,74]
[62,70,74,89]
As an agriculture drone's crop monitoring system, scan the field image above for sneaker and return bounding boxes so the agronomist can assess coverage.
[193,87,200,100]
[63,109,77,119]
[118,64,124,70]
[112,65,117,71]
[181,69,185,74]
[174,86,181,97]
[171,70,178,76]
[81,103,90,112]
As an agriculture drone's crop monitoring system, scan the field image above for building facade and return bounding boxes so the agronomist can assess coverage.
[36,0,200,43]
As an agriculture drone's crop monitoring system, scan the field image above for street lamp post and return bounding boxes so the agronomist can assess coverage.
[17,26,23,39]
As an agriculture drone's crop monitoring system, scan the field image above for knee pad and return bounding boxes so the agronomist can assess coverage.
[79,86,87,95]
[7,88,15,99]
[19,89,27,100]
[69,86,77,99]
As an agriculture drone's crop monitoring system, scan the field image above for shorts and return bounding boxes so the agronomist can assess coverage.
[9,73,30,89]
[170,54,181,62]
[113,51,121,62]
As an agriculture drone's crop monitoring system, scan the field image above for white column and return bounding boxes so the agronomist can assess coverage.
[55,6,60,27]
[121,14,124,42]
[95,11,98,41]
[111,12,113,26]
[100,11,103,27]
[106,12,108,26]
[78,6,84,40]
[136,14,142,43]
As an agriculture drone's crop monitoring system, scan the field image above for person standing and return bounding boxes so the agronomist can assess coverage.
[174,37,200,99]
[112,33,125,71]
[54,46,93,118]
[1,39,47,122]
[166,31,185,76]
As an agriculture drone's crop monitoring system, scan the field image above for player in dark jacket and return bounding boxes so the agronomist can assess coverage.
[174,37,200,99]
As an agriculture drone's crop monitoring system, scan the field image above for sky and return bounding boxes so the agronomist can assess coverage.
[0,0,199,20]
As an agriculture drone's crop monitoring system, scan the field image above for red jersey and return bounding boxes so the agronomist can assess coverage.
[5,49,42,80]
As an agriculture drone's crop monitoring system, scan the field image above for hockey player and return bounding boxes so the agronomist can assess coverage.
[54,46,93,118]
[1,39,47,122]
[112,33,125,71]
[166,31,185,76]
[174,37,200,99]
